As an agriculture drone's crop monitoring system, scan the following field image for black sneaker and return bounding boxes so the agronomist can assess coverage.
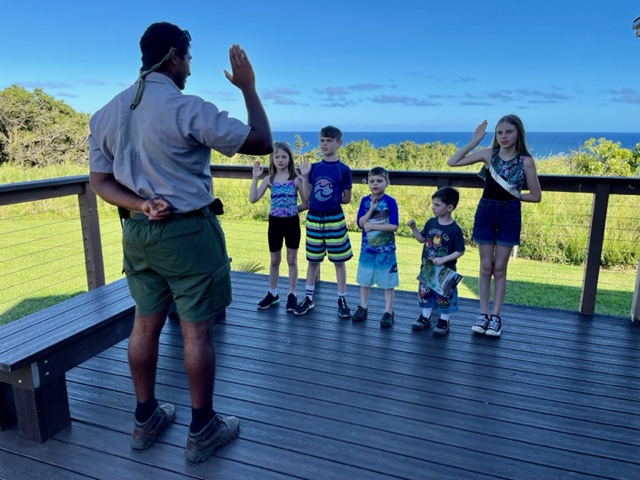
[380,311,395,328]
[257,292,279,310]
[352,305,368,323]
[433,318,450,337]
[411,314,431,331]
[294,296,314,315]
[185,414,240,464]
[337,297,352,318]
[471,314,489,334]
[285,293,297,312]
[485,314,502,337]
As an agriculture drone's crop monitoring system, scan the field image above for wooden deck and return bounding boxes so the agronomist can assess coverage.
[1,271,639,479]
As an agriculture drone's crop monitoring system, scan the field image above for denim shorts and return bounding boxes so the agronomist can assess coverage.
[472,198,521,247]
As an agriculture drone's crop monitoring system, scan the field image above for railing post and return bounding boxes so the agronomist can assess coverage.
[631,259,640,323]
[78,181,105,290]
[579,183,610,315]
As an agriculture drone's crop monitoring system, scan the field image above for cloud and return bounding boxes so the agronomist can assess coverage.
[516,88,570,101]
[319,100,355,108]
[18,81,74,89]
[262,87,301,105]
[611,94,640,104]
[347,83,384,92]
[427,94,455,99]
[77,78,107,86]
[460,100,492,106]
[270,96,299,105]
[457,76,476,83]
[485,88,569,103]
[316,86,349,96]
[487,90,515,101]
[56,93,79,98]
[201,89,237,101]
[607,88,635,95]
[370,95,441,107]
[264,87,300,96]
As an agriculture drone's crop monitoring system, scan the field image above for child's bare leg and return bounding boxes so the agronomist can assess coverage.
[285,247,298,294]
[360,286,370,309]
[334,262,347,293]
[491,245,513,316]
[269,251,281,290]
[384,288,395,313]
[305,262,320,287]
[477,244,495,314]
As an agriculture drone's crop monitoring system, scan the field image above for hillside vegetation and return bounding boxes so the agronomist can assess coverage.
[1,85,639,268]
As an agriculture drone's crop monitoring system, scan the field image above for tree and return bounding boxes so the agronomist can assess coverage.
[567,138,638,177]
[0,85,89,167]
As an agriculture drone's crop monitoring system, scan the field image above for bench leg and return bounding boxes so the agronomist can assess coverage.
[12,376,71,442]
[0,382,15,430]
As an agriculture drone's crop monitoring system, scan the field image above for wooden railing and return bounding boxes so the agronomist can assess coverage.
[2,167,640,317]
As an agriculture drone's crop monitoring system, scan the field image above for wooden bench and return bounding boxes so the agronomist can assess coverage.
[0,278,134,442]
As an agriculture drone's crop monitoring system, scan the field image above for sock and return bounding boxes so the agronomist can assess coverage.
[422,307,432,318]
[269,289,278,297]
[337,291,346,298]
[440,313,450,323]
[305,285,315,300]
[135,397,159,424]
[190,406,215,434]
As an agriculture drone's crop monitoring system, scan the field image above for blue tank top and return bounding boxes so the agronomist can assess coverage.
[269,179,298,217]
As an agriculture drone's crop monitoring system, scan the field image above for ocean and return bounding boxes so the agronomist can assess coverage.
[272,131,639,158]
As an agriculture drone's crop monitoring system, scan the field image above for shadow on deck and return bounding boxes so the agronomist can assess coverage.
[1,271,639,479]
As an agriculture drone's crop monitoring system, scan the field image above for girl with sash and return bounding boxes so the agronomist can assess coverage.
[447,115,541,337]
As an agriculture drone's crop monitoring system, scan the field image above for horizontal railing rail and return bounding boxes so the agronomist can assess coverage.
[2,167,639,316]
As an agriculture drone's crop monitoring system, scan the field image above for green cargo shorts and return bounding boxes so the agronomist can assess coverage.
[122,209,231,322]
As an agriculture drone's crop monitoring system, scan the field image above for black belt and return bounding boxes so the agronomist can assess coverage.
[119,199,224,221]
[128,208,205,220]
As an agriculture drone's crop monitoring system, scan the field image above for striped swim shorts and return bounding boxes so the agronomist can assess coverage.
[304,209,353,263]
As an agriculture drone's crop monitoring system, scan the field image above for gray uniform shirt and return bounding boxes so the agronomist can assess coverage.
[88,72,250,213]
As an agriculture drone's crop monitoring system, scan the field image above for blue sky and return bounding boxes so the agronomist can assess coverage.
[3,0,639,132]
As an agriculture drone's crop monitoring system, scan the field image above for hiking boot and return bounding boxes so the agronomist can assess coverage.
[185,414,240,464]
[380,311,395,328]
[471,314,489,334]
[294,296,314,315]
[131,403,176,450]
[411,314,431,331]
[337,297,352,318]
[433,318,450,337]
[352,305,368,323]
[286,293,297,312]
[257,292,279,310]
[485,315,502,337]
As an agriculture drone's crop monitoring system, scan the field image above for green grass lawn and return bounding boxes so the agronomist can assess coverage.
[0,215,636,325]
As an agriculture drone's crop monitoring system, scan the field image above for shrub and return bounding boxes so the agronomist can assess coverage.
[567,138,638,177]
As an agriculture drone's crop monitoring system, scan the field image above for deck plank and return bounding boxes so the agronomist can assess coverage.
[1,271,639,479]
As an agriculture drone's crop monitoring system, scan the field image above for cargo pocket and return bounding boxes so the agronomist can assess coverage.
[211,261,232,313]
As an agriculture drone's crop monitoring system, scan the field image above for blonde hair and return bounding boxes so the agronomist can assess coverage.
[269,142,296,181]
[490,114,532,157]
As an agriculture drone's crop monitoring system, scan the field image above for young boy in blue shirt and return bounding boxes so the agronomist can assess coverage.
[294,125,353,318]
[351,167,399,328]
